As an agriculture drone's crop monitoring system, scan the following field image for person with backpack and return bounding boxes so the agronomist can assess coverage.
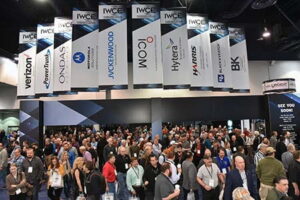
[83,161,106,200]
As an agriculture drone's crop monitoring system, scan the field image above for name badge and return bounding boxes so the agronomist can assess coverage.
[233,147,237,152]
[114,170,117,176]
[28,166,33,173]
[197,150,200,154]
[134,153,137,157]
[136,179,141,186]
[16,188,21,195]
[84,186,87,194]
[209,179,214,187]
[222,168,227,174]
[110,151,113,154]
[155,177,157,181]
[125,163,129,169]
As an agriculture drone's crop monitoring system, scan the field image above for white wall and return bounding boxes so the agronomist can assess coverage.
[1,60,300,109]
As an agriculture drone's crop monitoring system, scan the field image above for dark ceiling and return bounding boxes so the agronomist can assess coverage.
[0,0,300,60]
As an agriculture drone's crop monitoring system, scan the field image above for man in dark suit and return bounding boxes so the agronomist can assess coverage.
[224,156,258,200]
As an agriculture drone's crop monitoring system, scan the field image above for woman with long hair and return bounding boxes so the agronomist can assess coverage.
[60,151,73,199]
[72,157,85,199]
[6,163,27,200]
[47,156,65,200]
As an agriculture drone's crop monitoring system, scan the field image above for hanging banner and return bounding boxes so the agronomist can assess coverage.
[71,9,99,91]
[17,30,37,97]
[53,17,72,93]
[187,14,213,90]
[209,22,232,91]
[35,24,54,95]
[132,3,163,89]
[161,8,190,89]
[98,3,128,90]
[229,27,250,93]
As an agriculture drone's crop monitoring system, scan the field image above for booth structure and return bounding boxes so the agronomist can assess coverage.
[19,94,300,146]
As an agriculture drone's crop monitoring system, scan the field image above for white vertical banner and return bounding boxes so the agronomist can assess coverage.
[53,17,72,93]
[98,3,128,90]
[35,24,54,95]
[71,9,99,91]
[132,3,163,89]
[209,22,232,91]
[229,27,250,93]
[187,14,213,90]
[160,8,190,89]
[17,31,37,97]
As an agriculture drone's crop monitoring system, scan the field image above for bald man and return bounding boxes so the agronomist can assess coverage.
[224,156,258,200]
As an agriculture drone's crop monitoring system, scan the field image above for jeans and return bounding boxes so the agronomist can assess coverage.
[48,187,63,200]
[117,173,129,200]
[107,182,116,198]
[26,182,41,200]
[0,167,7,187]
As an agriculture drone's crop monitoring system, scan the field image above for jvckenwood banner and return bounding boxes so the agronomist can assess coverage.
[132,3,163,89]
[35,24,54,95]
[53,17,72,93]
[71,9,99,91]
[161,8,190,89]
[209,22,232,91]
[98,3,128,90]
[229,27,250,93]
[187,14,213,90]
[17,30,37,97]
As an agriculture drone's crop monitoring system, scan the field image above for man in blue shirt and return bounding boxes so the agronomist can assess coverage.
[216,148,231,174]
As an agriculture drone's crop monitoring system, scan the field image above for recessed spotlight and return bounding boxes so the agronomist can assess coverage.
[262,27,271,38]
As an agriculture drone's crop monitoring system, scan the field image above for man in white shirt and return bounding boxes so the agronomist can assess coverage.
[166,151,182,185]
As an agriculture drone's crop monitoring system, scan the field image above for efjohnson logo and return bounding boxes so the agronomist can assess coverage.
[137,36,153,69]
[136,7,157,14]
[24,54,32,89]
[59,46,66,84]
[107,31,114,79]
[77,13,97,20]
[43,49,51,89]
[191,46,199,76]
[103,7,124,15]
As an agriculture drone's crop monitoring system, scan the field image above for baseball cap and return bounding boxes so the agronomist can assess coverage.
[266,147,276,154]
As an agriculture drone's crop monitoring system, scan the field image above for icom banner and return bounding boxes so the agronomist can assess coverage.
[98,3,128,89]
[229,27,250,92]
[187,14,213,90]
[35,24,54,95]
[209,22,232,91]
[17,30,37,97]
[268,94,300,144]
[71,9,99,91]
[161,8,190,89]
[53,17,72,93]
[132,3,163,89]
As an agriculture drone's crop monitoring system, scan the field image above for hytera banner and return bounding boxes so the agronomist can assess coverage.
[98,3,128,89]
[229,27,250,93]
[53,17,72,93]
[161,8,190,89]
[132,3,163,89]
[187,14,213,90]
[209,22,232,91]
[35,24,54,95]
[71,9,99,91]
[17,30,37,97]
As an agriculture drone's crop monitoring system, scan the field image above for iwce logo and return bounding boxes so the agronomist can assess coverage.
[77,13,97,20]
[191,46,199,76]
[210,24,226,30]
[103,7,124,15]
[43,49,51,89]
[136,6,157,14]
[188,19,206,26]
[164,12,184,20]
[41,28,53,34]
[23,33,36,40]
[24,54,33,89]
[137,36,153,69]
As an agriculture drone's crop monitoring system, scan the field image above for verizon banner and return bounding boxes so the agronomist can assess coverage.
[209,22,232,91]
[161,8,190,89]
[35,24,54,95]
[187,14,213,90]
[98,3,128,90]
[229,27,250,93]
[17,30,37,97]
[53,17,72,93]
[71,9,99,91]
[132,3,163,89]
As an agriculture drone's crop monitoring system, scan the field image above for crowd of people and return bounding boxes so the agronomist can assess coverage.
[0,125,298,200]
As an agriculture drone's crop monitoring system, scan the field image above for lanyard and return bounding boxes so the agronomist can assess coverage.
[132,167,139,178]
[205,166,213,178]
